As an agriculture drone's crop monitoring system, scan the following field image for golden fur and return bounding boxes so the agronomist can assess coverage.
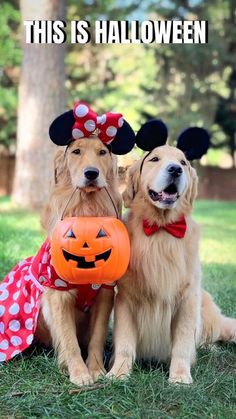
[108,145,236,384]
[37,137,121,386]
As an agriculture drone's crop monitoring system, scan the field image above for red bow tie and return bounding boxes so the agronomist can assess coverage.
[72,101,124,144]
[143,216,187,238]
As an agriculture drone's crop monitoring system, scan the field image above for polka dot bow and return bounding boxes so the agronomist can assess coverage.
[72,101,124,144]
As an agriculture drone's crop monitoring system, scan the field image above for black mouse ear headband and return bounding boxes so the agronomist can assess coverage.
[176,127,210,160]
[135,119,210,160]
[49,101,136,155]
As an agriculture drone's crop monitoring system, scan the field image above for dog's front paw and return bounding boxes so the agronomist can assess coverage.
[70,369,94,387]
[169,368,193,385]
[106,364,131,381]
[88,367,105,382]
[86,355,106,382]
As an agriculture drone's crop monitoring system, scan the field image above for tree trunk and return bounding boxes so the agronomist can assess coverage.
[12,0,66,209]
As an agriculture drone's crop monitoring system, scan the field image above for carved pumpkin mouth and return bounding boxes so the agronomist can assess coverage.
[62,248,112,269]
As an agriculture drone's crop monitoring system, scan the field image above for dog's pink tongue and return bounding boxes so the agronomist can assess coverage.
[161,191,177,201]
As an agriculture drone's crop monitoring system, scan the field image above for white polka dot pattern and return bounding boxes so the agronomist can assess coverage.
[91,284,101,290]
[26,334,34,345]
[9,320,20,332]
[13,290,20,300]
[97,114,106,125]
[24,302,32,314]
[118,117,124,127]
[9,303,20,315]
[72,128,84,139]
[54,278,67,288]
[106,126,117,137]
[11,336,22,346]
[0,321,4,334]
[25,318,33,330]
[72,101,123,144]
[0,240,116,363]
[0,289,9,301]
[0,339,9,350]
[0,353,6,362]
[84,119,96,132]
[74,104,89,117]
[0,305,5,317]
[0,255,42,362]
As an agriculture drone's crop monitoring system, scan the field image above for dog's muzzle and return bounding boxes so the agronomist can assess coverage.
[148,183,179,204]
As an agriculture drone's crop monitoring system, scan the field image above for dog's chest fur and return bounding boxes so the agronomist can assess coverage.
[120,214,200,361]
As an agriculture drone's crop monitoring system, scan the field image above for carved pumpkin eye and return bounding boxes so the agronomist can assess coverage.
[96,228,107,238]
[66,229,76,238]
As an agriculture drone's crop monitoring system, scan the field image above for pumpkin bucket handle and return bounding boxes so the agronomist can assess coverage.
[104,187,119,219]
[60,187,119,220]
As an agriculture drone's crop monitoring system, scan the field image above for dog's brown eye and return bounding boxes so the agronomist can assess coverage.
[99,150,107,156]
[72,149,81,155]
[180,160,187,166]
[149,157,160,162]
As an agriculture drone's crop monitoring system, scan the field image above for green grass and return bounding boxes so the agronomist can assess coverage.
[0,197,236,418]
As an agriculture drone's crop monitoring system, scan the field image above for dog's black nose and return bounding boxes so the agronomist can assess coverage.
[167,164,183,178]
[84,167,99,180]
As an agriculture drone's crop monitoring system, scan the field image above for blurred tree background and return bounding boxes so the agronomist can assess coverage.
[0,0,235,205]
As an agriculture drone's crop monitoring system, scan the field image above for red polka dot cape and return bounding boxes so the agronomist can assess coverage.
[0,240,115,363]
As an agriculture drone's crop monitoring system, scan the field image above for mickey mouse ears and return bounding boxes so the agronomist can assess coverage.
[177,127,210,160]
[49,107,136,155]
[135,120,210,160]
[136,120,168,151]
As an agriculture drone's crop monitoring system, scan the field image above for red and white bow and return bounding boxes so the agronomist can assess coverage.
[72,101,124,144]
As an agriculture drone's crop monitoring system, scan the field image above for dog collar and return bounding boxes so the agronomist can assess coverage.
[143,216,187,238]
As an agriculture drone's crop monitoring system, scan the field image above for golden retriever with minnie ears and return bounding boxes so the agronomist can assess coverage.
[0,102,136,386]
[108,121,236,384]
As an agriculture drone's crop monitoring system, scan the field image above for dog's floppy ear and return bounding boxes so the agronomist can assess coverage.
[53,149,70,185]
[136,120,168,151]
[110,120,136,155]
[177,127,210,160]
[123,160,141,208]
[185,166,198,208]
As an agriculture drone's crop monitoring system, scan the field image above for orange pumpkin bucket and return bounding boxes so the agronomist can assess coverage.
[50,216,130,285]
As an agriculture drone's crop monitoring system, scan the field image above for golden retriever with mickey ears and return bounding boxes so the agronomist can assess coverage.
[108,121,236,384]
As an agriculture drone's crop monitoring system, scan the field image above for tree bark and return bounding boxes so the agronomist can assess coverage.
[12,0,66,209]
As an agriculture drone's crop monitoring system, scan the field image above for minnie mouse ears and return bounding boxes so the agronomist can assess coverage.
[49,104,136,156]
[49,110,75,146]
[135,120,210,160]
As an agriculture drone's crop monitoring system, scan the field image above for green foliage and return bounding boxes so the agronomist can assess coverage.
[0,197,235,417]
[0,1,21,149]
[0,0,235,165]
[138,0,236,155]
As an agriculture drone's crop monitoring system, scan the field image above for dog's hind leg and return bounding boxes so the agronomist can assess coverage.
[201,291,236,344]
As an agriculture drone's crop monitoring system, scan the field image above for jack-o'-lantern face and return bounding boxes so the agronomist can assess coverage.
[50,217,130,285]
